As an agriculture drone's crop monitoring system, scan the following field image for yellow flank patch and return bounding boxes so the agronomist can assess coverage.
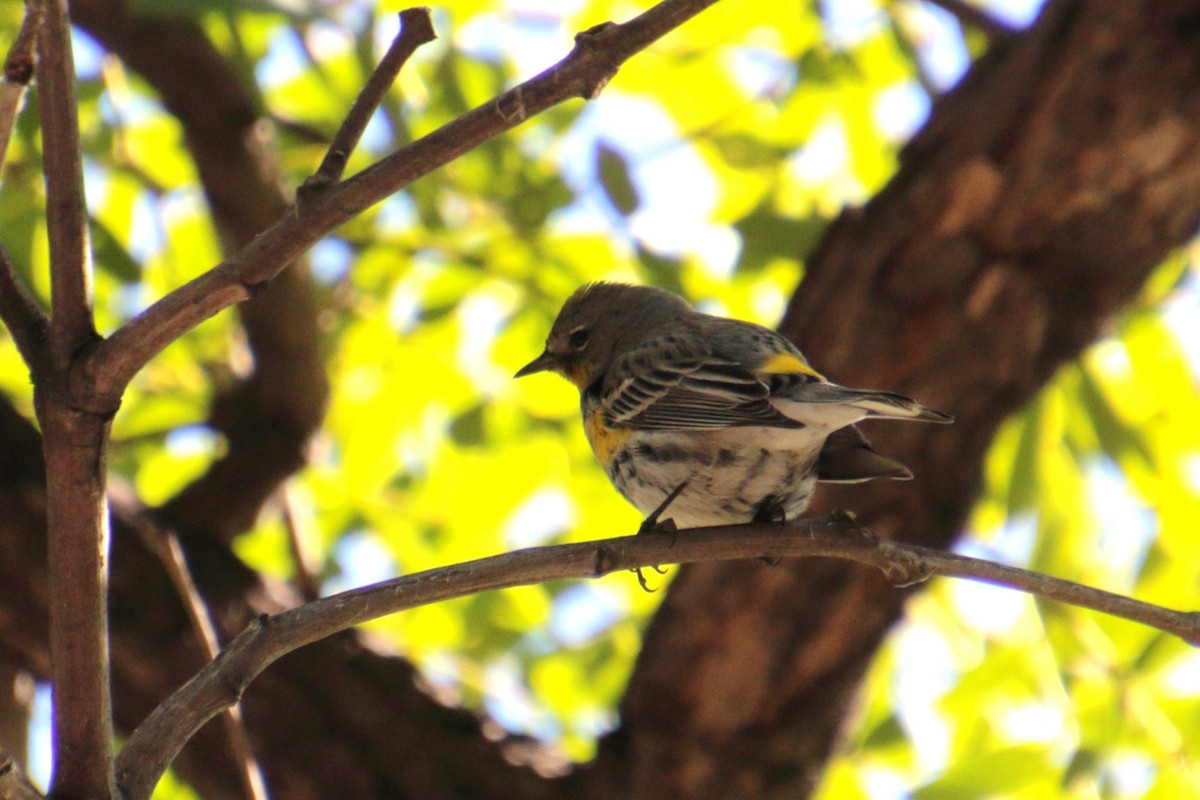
[585,406,631,464]
[758,351,824,381]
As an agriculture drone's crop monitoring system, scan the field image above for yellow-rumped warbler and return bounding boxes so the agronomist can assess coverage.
[516,283,951,529]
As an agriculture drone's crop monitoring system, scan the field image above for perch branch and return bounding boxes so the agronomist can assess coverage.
[114,517,1200,800]
[81,0,722,404]
[301,7,436,192]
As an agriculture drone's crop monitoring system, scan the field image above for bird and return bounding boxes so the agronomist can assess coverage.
[515,282,951,531]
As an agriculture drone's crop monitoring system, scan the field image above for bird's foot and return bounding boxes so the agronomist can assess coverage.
[631,482,689,591]
[752,500,788,565]
[750,497,788,527]
[638,480,689,535]
[827,508,875,542]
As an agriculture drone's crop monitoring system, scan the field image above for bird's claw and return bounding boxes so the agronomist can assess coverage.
[632,564,669,592]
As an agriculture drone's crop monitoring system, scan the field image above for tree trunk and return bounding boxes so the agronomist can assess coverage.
[0,0,1197,797]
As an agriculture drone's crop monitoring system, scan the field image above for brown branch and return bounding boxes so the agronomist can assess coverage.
[35,0,96,370]
[300,7,435,193]
[150,527,269,800]
[0,388,556,800]
[39,406,116,800]
[33,0,114,797]
[0,663,33,777]
[598,5,1200,796]
[115,518,1200,800]
[0,0,38,364]
[0,245,50,379]
[0,0,42,176]
[72,0,334,548]
[0,749,43,800]
[282,485,322,601]
[80,0,722,404]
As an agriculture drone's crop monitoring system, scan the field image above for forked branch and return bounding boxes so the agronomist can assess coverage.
[301,7,436,192]
[81,0,722,404]
[33,1,115,799]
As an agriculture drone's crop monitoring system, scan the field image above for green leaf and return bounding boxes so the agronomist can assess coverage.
[596,143,639,216]
[89,214,142,282]
[734,207,828,271]
[911,745,1059,800]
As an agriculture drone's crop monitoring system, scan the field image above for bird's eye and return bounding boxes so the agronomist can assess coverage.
[568,327,590,350]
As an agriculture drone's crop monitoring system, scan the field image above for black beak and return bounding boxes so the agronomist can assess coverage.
[514,350,557,378]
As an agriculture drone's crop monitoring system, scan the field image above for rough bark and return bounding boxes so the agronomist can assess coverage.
[581,1,1200,797]
[0,0,1196,798]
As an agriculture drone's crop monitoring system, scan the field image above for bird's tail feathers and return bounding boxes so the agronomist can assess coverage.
[797,384,953,423]
[817,426,914,483]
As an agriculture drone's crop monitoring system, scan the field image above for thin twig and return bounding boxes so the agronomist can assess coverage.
[300,7,435,193]
[154,529,269,800]
[82,0,723,403]
[36,0,96,370]
[114,517,1200,800]
[282,485,322,601]
[0,0,42,179]
[109,478,272,800]
[0,245,51,379]
[113,481,270,800]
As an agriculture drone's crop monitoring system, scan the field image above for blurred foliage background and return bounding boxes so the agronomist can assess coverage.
[1,0,1199,797]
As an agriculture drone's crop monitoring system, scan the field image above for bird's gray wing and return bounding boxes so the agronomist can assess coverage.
[602,336,801,430]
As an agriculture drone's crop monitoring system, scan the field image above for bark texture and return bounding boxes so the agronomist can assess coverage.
[582,1,1200,797]
[0,0,1197,798]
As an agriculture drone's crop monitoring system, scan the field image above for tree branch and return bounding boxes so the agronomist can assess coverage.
[32,1,115,798]
[150,527,268,800]
[281,485,322,601]
[72,0,335,549]
[35,0,96,370]
[301,7,435,192]
[0,749,43,800]
[596,5,1200,796]
[0,245,50,379]
[80,0,722,404]
[39,405,116,800]
[0,0,41,175]
[115,518,1199,800]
